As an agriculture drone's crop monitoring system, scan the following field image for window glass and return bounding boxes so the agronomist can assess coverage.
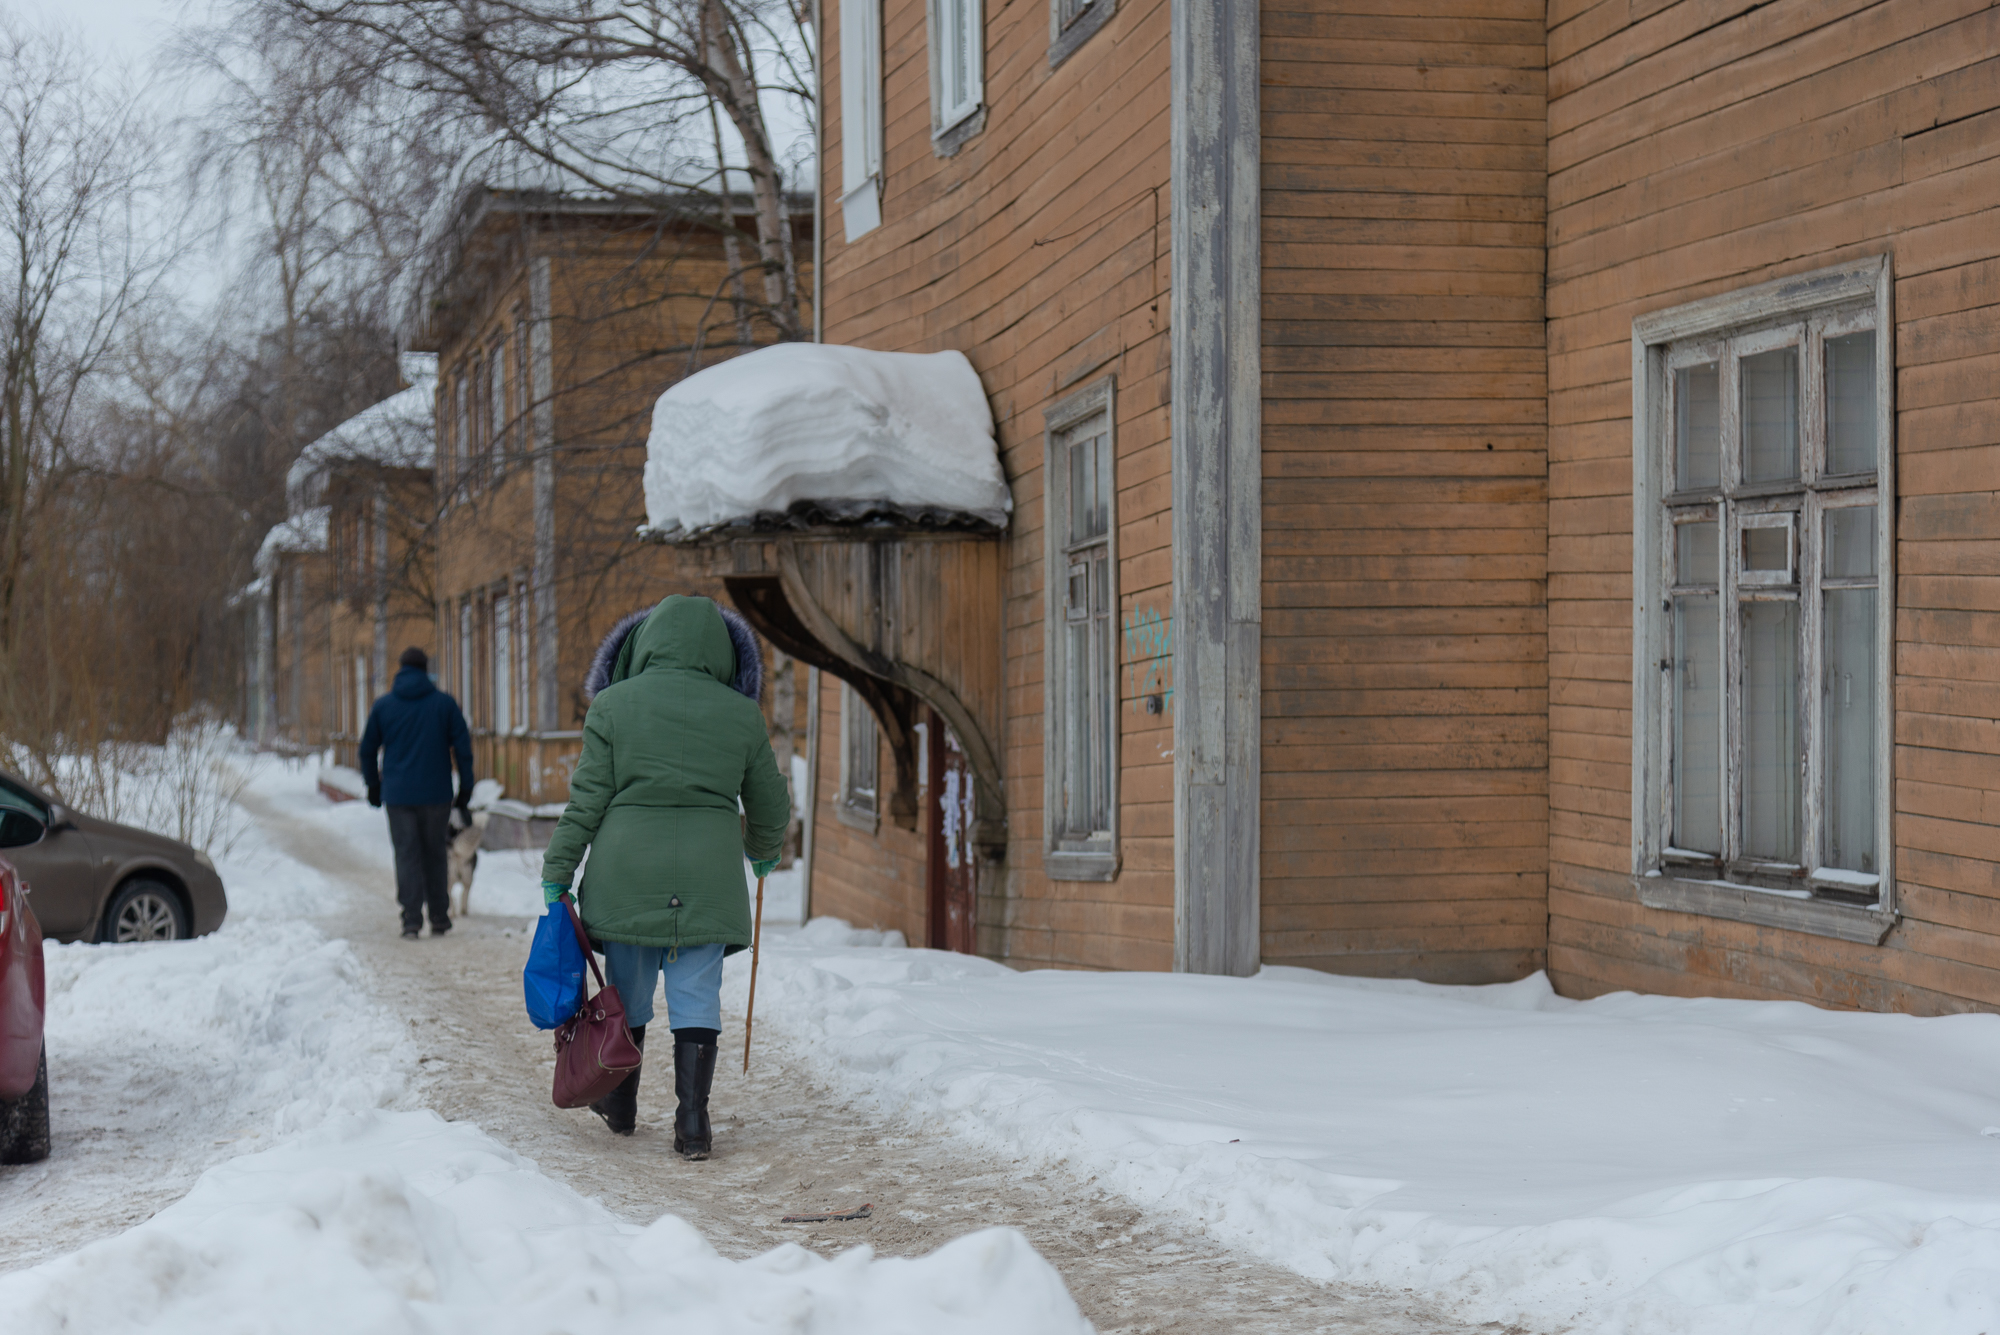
[1675,364,1720,489]
[1672,594,1721,855]
[1676,521,1718,586]
[1826,506,1875,578]
[1740,347,1799,484]
[1056,416,1115,846]
[1740,599,1800,862]
[843,685,878,811]
[493,594,512,734]
[1741,524,1791,577]
[1650,290,1885,899]
[1826,332,1877,475]
[1824,587,1877,873]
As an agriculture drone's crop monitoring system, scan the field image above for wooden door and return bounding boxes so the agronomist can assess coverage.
[926,712,978,954]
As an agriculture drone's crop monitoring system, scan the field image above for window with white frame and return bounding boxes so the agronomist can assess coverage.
[1043,378,1118,880]
[927,0,983,152]
[457,598,473,715]
[492,591,513,735]
[1632,257,1893,940]
[837,682,879,828]
[839,0,883,239]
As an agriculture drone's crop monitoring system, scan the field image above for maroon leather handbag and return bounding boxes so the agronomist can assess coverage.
[550,901,643,1109]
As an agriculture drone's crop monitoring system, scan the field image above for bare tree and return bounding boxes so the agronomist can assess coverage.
[0,21,178,660]
[262,0,814,341]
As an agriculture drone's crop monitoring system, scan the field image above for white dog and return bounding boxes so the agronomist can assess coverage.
[447,805,489,919]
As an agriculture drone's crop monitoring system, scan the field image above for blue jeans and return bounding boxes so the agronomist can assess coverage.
[600,941,725,1031]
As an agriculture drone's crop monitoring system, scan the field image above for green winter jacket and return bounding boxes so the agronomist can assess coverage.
[542,596,790,952]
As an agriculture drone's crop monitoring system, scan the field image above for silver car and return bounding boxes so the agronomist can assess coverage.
[0,773,228,944]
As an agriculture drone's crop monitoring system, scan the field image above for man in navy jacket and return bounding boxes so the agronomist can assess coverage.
[359,646,475,939]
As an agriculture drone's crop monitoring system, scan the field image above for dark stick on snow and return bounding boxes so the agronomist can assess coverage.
[780,1203,873,1223]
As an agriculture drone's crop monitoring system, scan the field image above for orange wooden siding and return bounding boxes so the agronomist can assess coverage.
[1257,0,1551,982]
[818,0,1175,967]
[1546,0,2000,1011]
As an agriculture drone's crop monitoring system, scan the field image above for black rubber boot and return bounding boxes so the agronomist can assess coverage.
[589,1025,645,1135]
[672,1034,718,1160]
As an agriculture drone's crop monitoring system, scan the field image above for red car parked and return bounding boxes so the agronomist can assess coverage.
[0,853,47,1163]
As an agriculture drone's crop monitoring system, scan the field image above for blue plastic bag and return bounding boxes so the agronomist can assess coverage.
[523,901,587,1029]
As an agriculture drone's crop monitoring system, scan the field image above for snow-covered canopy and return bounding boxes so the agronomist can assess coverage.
[252,507,329,580]
[642,344,1011,538]
[285,355,438,511]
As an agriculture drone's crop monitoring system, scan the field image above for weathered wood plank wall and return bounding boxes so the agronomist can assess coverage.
[818,0,1176,967]
[1257,0,1551,982]
[1546,0,2000,1011]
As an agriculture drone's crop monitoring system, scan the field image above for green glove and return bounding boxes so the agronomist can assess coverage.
[542,880,570,905]
[750,858,779,879]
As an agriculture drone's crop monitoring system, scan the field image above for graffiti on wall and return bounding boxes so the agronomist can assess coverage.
[1123,604,1173,715]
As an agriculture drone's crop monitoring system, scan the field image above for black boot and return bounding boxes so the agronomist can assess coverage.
[590,1025,645,1134]
[672,1031,718,1160]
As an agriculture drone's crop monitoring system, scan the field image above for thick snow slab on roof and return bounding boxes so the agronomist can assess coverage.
[285,358,438,511]
[644,344,1010,536]
[743,933,2000,1335]
[253,506,329,579]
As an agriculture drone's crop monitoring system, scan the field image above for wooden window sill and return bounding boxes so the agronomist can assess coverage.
[1048,0,1114,69]
[834,800,879,833]
[1045,848,1118,882]
[932,106,985,158]
[1634,873,1898,945]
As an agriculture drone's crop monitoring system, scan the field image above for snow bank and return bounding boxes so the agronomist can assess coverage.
[0,1110,1090,1335]
[643,344,1009,537]
[0,803,415,1268]
[729,932,2000,1335]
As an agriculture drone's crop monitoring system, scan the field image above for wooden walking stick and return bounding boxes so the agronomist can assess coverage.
[743,874,766,1074]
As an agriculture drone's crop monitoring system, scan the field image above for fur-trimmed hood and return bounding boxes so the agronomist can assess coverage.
[583,597,762,702]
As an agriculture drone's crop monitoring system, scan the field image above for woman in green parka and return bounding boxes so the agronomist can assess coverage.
[540,595,790,1158]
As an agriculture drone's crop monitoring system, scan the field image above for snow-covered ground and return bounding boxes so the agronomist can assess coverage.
[0,756,1088,1333]
[0,1109,1085,1334]
[19,749,2000,1334]
[0,762,415,1269]
[733,933,2000,1335]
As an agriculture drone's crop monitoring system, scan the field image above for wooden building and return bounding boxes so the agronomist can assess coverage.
[784,0,2000,1013]
[244,356,441,757]
[405,185,813,806]
[301,354,442,754]
[245,511,333,752]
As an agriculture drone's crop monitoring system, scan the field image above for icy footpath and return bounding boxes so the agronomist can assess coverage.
[0,1109,1087,1335]
[730,924,2000,1335]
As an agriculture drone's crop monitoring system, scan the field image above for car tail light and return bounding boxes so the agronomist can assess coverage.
[0,862,11,935]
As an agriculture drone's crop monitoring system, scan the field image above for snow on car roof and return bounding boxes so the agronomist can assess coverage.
[641,343,1011,540]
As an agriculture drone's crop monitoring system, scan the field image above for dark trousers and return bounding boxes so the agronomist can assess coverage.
[386,804,452,932]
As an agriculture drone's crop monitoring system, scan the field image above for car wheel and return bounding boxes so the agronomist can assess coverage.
[100,879,189,943]
[0,1045,49,1164]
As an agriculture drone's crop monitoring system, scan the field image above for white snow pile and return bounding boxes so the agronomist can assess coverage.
[643,343,1010,538]
[0,1110,1089,1335]
[732,930,2000,1335]
[285,354,438,511]
[0,765,416,1271]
